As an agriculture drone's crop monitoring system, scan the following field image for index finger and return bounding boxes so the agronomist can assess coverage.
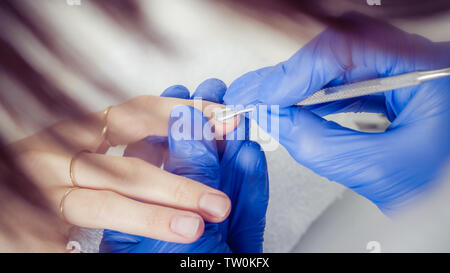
[14,96,239,154]
[105,96,240,147]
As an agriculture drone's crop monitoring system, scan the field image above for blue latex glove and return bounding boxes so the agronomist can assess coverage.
[224,13,450,213]
[100,79,269,252]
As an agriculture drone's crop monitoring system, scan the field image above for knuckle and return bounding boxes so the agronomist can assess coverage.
[236,141,265,164]
[172,180,192,205]
[143,207,166,229]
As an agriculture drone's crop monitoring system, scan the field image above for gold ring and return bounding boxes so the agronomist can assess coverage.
[59,187,79,223]
[70,150,91,187]
[101,106,113,147]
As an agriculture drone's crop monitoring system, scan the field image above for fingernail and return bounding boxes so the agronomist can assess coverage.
[212,115,241,139]
[199,193,230,218]
[170,215,201,238]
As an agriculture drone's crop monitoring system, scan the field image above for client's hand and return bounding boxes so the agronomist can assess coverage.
[100,79,269,253]
[10,81,239,246]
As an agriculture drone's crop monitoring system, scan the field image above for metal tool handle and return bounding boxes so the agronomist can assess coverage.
[214,67,450,121]
[297,67,450,106]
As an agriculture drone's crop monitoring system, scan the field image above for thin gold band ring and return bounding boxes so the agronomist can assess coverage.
[101,106,113,147]
[69,150,91,187]
[59,187,80,223]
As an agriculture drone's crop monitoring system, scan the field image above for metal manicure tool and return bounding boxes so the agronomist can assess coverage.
[214,67,450,122]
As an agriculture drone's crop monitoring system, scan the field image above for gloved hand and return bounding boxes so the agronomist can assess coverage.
[100,79,269,252]
[224,13,450,213]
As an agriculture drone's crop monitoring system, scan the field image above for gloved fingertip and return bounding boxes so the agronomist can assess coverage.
[234,141,269,196]
[235,141,266,170]
[192,78,227,103]
[161,85,190,99]
[223,67,273,107]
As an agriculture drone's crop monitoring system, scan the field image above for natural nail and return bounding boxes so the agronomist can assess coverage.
[199,193,230,218]
[170,215,201,238]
